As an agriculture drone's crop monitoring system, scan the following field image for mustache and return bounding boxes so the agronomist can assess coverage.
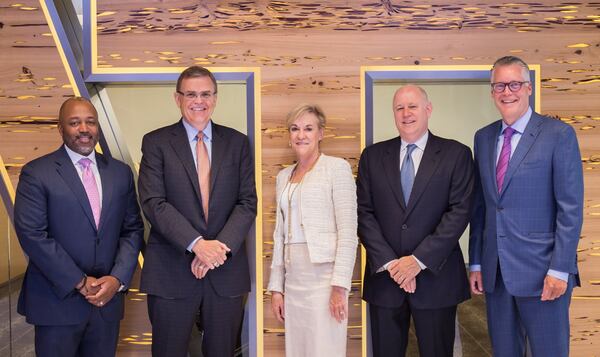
[76,133,94,140]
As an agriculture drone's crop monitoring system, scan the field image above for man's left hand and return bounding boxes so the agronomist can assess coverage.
[190,256,211,279]
[388,256,421,286]
[541,275,567,301]
[86,275,120,307]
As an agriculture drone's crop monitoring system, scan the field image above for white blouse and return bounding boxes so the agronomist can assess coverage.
[281,183,307,244]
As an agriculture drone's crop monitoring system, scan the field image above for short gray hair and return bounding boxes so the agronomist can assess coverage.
[491,56,531,82]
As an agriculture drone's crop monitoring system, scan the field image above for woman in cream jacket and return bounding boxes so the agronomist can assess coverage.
[268,104,358,357]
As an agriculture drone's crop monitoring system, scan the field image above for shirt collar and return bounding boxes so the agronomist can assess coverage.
[501,107,532,135]
[182,118,213,143]
[401,131,429,151]
[64,144,97,166]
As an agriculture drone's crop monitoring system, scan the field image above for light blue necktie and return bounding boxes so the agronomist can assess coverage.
[401,144,416,205]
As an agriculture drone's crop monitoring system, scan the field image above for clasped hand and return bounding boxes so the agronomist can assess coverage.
[388,256,421,293]
[79,275,120,308]
[190,239,231,279]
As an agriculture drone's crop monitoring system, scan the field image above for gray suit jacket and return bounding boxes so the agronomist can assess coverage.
[138,120,257,298]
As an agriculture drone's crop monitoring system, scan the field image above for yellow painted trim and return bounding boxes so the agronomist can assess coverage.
[137,252,144,267]
[38,0,80,97]
[88,2,261,76]
[363,64,543,113]
[359,66,368,357]
[530,64,542,112]
[0,154,16,204]
[90,0,98,73]
[362,65,493,72]
[252,68,264,357]
[91,66,257,74]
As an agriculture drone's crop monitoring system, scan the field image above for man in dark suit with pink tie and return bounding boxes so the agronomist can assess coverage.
[14,97,144,356]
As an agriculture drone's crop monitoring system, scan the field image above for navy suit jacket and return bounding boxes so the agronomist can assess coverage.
[469,112,583,296]
[138,120,257,299]
[358,133,473,309]
[14,146,144,325]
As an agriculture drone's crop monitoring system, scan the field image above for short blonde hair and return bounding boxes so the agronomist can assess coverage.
[285,104,326,130]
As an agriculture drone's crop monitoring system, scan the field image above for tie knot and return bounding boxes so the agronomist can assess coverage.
[78,158,92,169]
[197,131,204,141]
[406,144,416,155]
[503,127,516,139]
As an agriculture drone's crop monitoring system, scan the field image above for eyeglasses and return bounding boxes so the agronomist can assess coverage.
[176,90,217,100]
[491,81,530,93]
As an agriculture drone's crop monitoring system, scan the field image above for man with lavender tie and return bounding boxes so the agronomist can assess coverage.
[14,97,144,356]
[469,56,584,357]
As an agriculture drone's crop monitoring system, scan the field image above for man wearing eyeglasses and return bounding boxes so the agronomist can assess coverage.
[469,56,583,357]
[138,66,257,357]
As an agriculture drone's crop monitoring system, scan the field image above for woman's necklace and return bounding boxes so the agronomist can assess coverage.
[285,154,320,242]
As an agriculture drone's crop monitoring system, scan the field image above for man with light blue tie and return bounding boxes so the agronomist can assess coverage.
[358,85,473,356]
[469,56,584,357]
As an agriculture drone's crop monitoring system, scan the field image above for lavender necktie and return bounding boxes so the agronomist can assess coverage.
[79,158,101,228]
[496,127,516,193]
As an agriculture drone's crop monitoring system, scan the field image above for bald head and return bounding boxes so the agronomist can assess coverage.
[392,85,432,143]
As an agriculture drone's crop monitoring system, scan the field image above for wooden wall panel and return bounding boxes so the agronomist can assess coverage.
[1,1,599,355]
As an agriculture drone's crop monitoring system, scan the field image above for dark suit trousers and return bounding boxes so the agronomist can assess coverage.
[34,307,119,357]
[486,267,573,357]
[148,278,244,357]
[370,300,456,357]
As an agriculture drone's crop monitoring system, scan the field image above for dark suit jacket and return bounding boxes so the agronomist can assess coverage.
[469,112,583,296]
[138,120,257,298]
[14,146,144,325]
[358,132,473,309]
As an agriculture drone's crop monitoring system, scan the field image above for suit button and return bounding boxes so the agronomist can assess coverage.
[401,224,408,230]
[497,207,503,211]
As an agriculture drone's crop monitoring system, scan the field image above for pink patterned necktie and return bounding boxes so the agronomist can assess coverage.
[79,158,101,228]
[496,127,516,193]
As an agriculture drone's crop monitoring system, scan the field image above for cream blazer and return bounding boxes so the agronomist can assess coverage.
[267,154,358,292]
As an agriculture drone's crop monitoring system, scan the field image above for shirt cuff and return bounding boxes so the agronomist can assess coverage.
[412,255,426,270]
[187,236,203,252]
[470,264,482,272]
[377,260,396,273]
[547,269,569,282]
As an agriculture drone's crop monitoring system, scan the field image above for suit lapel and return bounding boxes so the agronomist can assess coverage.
[209,123,226,197]
[500,113,542,196]
[405,133,441,216]
[97,153,112,232]
[54,147,97,231]
[169,121,202,202]
[487,121,502,196]
[382,138,406,210]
